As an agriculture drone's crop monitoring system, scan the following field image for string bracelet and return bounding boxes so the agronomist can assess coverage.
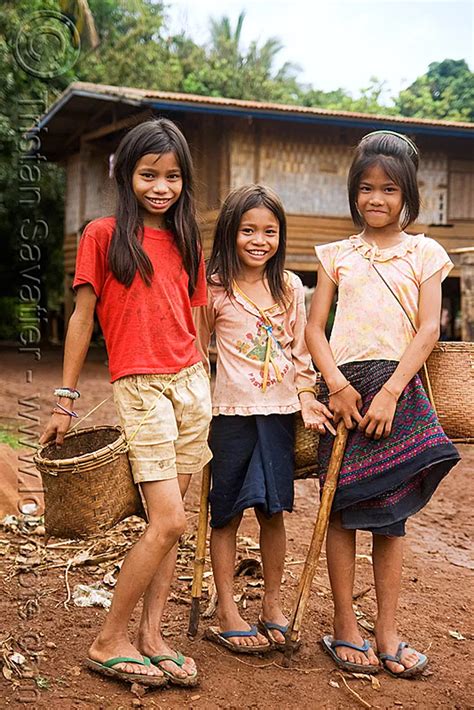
[328,382,350,397]
[297,387,317,396]
[382,384,398,400]
[52,407,71,417]
[54,387,80,400]
[54,402,78,418]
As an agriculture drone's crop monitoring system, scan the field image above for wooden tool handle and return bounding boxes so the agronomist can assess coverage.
[188,463,211,637]
[284,421,348,664]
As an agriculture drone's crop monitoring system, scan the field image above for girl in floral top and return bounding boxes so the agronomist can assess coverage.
[196,184,334,654]
[306,131,460,678]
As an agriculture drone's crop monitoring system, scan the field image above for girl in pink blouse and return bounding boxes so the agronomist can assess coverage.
[196,184,334,654]
[306,131,460,678]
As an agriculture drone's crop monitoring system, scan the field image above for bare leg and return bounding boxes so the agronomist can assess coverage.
[373,534,420,673]
[210,513,269,649]
[326,513,378,667]
[136,473,196,679]
[255,509,287,644]
[88,478,187,678]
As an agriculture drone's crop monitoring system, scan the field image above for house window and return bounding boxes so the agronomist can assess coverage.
[448,160,474,220]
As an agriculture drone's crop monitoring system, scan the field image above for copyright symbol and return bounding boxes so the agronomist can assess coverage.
[14,10,80,79]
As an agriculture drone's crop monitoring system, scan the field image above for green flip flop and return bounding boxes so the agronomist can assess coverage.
[149,651,198,687]
[85,655,168,687]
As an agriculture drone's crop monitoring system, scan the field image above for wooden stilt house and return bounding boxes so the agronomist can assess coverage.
[37,82,474,339]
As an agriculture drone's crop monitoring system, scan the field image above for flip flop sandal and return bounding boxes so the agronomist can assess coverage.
[149,652,198,687]
[205,625,271,655]
[84,656,168,687]
[379,641,428,678]
[257,615,301,652]
[321,635,380,674]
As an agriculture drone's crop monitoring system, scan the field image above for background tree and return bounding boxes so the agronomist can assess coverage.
[395,59,474,122]
[0,0,78,336]
[302,77,392,114]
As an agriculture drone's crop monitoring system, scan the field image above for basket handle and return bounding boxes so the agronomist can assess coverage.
[72,396,112,430]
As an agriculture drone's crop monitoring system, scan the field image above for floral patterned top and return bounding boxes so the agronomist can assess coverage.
[315,234,453,367]
[195,271,316,416]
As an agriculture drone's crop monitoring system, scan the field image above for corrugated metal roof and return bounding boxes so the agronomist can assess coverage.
[41,81,474,132]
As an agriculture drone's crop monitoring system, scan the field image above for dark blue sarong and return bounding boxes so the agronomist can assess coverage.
[318,360,460,537]
[209,414,295,528]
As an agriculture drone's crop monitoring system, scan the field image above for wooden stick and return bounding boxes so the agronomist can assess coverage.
[188,463,211,637]
[283,421,348,665]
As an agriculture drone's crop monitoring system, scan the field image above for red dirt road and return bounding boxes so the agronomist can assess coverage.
[1,346,473,709]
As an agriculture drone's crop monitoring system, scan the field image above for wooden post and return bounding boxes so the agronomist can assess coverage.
[188,463,211,637]
[283,421,348,665]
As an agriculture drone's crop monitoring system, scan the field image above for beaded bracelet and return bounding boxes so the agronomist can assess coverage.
[54,402,78,418]
[54,387,80,400]
[328,382,350,397]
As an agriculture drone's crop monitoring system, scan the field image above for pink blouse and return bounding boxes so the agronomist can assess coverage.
[195,271,316,416]
[315,234,453,366]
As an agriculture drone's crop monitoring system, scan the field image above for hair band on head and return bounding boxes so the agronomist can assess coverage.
[361,130,419,157]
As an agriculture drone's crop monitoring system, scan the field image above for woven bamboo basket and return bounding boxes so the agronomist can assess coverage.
[34,426,146,539]
[424,341,474,441]
[294,413,320,479]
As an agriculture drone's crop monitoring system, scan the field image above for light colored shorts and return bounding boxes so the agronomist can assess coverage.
[113,361,212,484]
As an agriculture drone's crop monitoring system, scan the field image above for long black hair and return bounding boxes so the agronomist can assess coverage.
[207,184,290,305]
[109,118,201,294]
[348,130,420,230]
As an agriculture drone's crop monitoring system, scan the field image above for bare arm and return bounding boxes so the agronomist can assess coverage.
[290,279,334,433]
[39,285,97,446]
[358,271,442,439]
[305,267,363,428]
[192,295,215,377]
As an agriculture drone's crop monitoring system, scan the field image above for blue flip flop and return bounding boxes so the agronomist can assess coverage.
[322,635,380,674]
[379,641,428,678]
[205,625,271,655]
[257,615,300,652]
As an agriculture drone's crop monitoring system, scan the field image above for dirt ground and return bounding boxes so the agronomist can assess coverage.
[1,345,473,709]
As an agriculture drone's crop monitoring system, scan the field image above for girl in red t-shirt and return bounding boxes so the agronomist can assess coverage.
[40,119,212,688]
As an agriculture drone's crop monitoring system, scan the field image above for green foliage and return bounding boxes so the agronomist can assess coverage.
[394,59,474,122]
[0,297,18,339]
[0,425,22,448]
[75,7,302,102]
[181,11,301,102]
[0,0,71,312]
[302,78,395,114]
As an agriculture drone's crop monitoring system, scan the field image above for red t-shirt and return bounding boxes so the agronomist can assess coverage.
[73,217,207,382]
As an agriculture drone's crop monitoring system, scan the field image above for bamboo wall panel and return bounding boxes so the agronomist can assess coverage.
[84,151,115,224]
[229,125,454,227]
[65,151,114,234]
[229,126,256,187]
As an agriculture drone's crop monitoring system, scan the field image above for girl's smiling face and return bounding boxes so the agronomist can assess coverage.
[236,206,280,274]
[357,163,404,232]
[132,151,183,227]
